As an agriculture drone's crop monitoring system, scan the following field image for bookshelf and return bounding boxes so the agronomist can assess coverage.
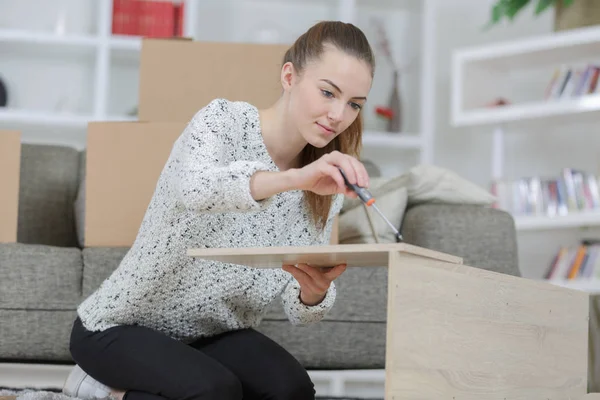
[452,25,600,226]
[452,24,600,128]
[0,0,437,174]
[451,25,600,286]
[453,94,600,127]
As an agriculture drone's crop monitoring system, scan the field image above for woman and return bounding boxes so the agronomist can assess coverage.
[64,20,375,400]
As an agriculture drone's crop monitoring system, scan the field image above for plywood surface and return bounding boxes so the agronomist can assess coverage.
[85,121,186,247]
[187,242,463,267]
[138,39,289,122]
[385,253,590,400]
[0,130,21,243]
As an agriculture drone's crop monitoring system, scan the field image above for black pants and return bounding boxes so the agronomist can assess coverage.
[69,317,315,400]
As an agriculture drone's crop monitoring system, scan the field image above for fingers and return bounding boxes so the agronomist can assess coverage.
[282,264,324,294]
[325,151,369,188]
[324,263,347,280]
[295,264,330,292]
[349,157,369,188]
[322,163,347,193]
[283,263,347,289]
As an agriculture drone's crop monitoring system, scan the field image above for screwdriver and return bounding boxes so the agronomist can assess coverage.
[338,167,403,242]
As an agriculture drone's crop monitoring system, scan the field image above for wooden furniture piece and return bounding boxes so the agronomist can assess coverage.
[189,242,593,400]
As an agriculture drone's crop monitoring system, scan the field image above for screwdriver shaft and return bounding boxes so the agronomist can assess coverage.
[371,203,403,241]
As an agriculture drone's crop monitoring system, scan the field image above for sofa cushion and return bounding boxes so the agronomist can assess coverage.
[0,309,77,362]
[265,266,388,323]
[402,164,496,206]
[0,243,82,309]
[403,203,520,277]
[17,144,81,247]
[82,247,129,297]
[257,320,385,369]
[344,164,496,209]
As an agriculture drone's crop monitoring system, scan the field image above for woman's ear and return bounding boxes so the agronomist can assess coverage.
[281,62,295,91]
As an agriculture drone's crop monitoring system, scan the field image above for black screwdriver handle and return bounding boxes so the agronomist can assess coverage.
[337,167,375,206]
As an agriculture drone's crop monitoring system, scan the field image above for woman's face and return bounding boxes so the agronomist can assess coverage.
[284,46,372,148]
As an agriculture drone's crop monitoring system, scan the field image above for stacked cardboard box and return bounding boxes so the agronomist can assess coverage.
[0,130,21,243]
[84,38,289,247]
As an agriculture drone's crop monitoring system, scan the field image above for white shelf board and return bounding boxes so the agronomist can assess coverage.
[109,35,142,52]
[454,94,600,127]
[362,131,422,149]
[0,109,92,128]
[543,279,600,294]
[454,24,600,70]
[0,28,98,48]
[514,210,600,231]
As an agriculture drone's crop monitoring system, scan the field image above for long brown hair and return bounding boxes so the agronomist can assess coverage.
[282,21,375,229]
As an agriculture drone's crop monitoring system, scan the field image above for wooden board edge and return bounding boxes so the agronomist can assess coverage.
[187,242,463,265]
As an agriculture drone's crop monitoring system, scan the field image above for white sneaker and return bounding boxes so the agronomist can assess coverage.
[63,364,114,399]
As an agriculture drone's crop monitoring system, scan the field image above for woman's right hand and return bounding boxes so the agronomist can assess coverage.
[292,151,370,198]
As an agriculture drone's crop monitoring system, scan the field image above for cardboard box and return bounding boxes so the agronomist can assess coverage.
[0,130,21,243]
[84,38,340,247]
[85,119,340,247]
[85,121,186,247]
[138,39,289,122]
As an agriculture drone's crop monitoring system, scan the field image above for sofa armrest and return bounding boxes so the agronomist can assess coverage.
[401,203,520,277]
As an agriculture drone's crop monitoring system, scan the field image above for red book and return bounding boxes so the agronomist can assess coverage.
[137,0,175,38]
[174,2,184,36]
[112,0,138,35]
[112,0,184,38]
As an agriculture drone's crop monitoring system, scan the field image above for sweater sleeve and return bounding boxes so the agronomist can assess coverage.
[281,278,336,325]
[166,100,274,213]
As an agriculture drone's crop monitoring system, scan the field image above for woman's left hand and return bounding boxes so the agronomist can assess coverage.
[282,263,347,306]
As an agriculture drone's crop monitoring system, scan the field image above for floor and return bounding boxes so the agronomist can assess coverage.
[0,363,386,399]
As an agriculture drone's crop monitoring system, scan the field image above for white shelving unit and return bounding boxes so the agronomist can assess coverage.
[452,25,600,226]
[515,209,600,231]
[0,0,437,171]
[452,24,600,129]
[453,93,600,127]
[451,25,600,293]
[545,279,600,294]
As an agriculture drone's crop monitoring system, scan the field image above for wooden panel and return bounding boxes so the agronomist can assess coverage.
[187,242,463,268]
[385,252,589,400]
[0,130,21,243]
[85,121,186,247]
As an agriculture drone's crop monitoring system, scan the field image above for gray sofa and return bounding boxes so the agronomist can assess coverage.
[0,143,521,370]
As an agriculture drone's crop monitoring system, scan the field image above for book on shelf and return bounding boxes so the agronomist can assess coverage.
[112,0,185,38]
[545,240,600,281]
[491,168,600,217]
[545,63,600,100]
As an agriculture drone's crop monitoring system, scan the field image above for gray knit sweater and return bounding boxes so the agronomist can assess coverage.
[77,98,344,343]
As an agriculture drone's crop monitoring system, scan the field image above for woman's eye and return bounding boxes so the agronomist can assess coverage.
[321,89,334,98]
[350,103,362,110]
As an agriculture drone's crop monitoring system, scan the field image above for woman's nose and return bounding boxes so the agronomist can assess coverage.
[327,103,344,122]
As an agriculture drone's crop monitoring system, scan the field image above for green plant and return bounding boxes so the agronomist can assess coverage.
[486,0,575,28]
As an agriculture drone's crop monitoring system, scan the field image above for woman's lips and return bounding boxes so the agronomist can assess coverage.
[316,122,335,135]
